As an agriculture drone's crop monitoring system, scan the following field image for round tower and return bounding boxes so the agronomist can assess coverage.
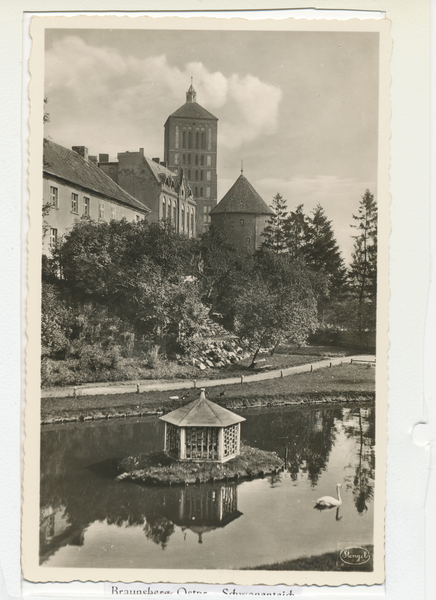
[209,170,274,251]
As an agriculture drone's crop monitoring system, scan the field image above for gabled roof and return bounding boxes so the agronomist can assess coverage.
[144,157,178,183]
[210,174,274,216]
[160,390,245,427]
[166,101,218,122]
[43,139,150,213]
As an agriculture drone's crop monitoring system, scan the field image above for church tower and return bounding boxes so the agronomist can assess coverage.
[164,81,218,235]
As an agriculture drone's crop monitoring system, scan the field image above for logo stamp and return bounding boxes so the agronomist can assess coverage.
[339,546,371,566]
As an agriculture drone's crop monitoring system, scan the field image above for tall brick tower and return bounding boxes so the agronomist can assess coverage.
[164,81,218,235]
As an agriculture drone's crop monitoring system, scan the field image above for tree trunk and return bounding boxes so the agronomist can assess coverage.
[249,347,261,368]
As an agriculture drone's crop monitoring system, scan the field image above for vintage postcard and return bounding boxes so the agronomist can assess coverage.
[23,14,391,587]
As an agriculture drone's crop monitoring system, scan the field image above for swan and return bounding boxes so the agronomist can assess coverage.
[314,483,342,510]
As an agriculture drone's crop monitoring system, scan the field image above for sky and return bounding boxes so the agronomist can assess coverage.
[44,28,379,262]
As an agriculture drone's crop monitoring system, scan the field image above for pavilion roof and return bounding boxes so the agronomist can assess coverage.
[160,390,245,427]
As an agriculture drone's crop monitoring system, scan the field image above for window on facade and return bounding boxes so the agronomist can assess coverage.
[188,130,192,149]
[208,128,212,151]
[83,197,90,216]
[50,186,58,208]
[200,187,203,197]
[162,198,166,219]
[191,212,194,234]
[135,214,140,222]
[246,237,251,246]
[203,215,208,223]
[206,187,210,198]
[181,207,185,231]
[201,130,206,149]
[182,130,186,148]
[188,170,191,180]
[175,125,179,149]
[71,193,78,213]
[200,155,204,166]
[175,153,179,165]
[195,154,198,166]
[195,170,198,181]
[99,201,105,219]
[203,206,208,213]
[195,187,198,197]
[173,205,176,222]
[196,131,200,149]
[206,171,211,181]
[200,170,204,181]
[188,154,191,165]
[111,206,116,220]
[49,228,57,248]
[182,154,186,165]
[207,155,212,166]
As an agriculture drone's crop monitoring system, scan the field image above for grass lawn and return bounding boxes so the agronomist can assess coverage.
[41,363,375,423]
[248,545,374,571]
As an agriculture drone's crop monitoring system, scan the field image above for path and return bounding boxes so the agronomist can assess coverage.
[41,354,375,399]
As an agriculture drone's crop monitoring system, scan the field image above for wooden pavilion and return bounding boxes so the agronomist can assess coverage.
[159,389,245,463]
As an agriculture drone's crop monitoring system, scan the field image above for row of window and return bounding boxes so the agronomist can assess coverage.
[174,126,213,151]
[49,185,141,223]
[162,196,195,234]
[174,153,213,168]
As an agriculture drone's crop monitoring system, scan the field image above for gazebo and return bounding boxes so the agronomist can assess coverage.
[159,389,245,463]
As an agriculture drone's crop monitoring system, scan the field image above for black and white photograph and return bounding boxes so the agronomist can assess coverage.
[23,15,390,587]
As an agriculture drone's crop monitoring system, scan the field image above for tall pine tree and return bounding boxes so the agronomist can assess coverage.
[304,204,347,290]
[261,193,288,253]
[284,204,308,260]
[347,190,377,341]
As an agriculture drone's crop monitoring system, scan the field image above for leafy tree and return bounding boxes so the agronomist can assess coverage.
[261,193,289,253]
[49,218,204,353]
[191,225,240,308]
[43,97,50,124]
[233,252,325,365]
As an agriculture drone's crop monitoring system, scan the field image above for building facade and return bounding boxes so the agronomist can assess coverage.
[164,83,218,235]
[99,149,197,237]
[42,139,150,255]
[209,171,274,252]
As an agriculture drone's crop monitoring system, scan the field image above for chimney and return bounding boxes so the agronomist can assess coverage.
[152,157,160,163]
[72,146,88,161]
[99,153,109,163]
[139,148,144,156]
[160,161,167,168]
[89,155,98,165]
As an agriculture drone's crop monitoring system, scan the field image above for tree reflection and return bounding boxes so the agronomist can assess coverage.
[343,407,375,514]
[242,406,343,486]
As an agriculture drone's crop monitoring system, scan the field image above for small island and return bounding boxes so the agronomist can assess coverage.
[117,444,284,486]
[117,389,283,486]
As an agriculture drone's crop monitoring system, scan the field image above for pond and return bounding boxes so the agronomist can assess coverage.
[40,404,375,570]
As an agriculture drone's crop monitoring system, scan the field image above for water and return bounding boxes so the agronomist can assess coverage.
[40,404,375,569]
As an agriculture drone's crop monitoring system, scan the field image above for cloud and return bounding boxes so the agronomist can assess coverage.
[44,36,282,157]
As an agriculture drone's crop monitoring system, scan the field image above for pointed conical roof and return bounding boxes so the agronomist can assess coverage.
[166,83,217,123]
[160,390,245,427]
[210,174,274,216]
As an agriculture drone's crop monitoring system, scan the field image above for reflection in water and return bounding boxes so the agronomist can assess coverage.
[343,407,375,514]
[39,405,375,568]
